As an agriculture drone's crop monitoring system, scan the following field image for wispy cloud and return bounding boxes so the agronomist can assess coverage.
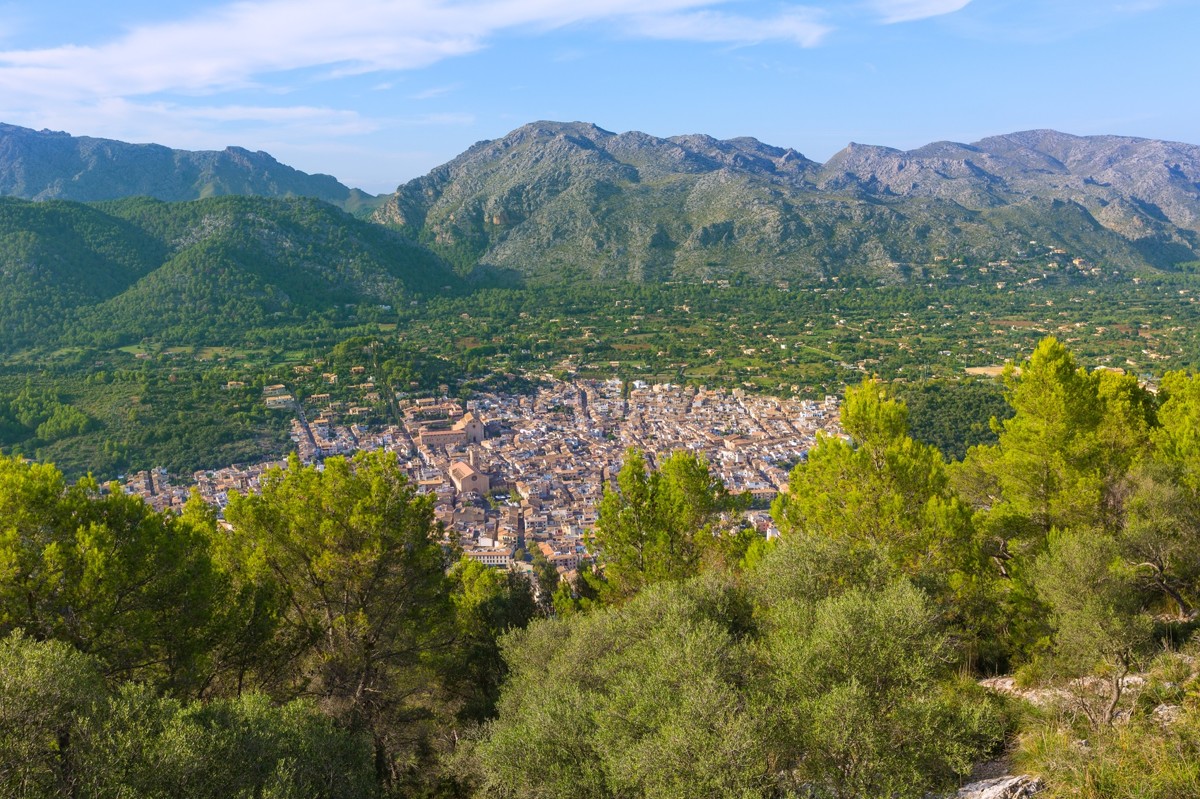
[629,9,830,46]
[409,83,462,101]
[940,0,1172,44]
[0,1,831,102]
[14,97,379,149]
[867,0,973,24]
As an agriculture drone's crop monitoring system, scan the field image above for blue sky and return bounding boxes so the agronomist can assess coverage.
[0,0,1194,193]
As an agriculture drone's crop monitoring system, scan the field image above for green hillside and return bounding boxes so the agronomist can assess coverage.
[0,195,460,353]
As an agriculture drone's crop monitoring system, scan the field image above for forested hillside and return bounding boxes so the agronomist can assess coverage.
[0,195,459,350]
[3,338,1200,798]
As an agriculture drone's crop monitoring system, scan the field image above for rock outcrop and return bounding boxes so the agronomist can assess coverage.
[955,775,1042,798]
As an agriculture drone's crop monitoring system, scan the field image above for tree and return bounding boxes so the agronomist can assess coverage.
[1118,459,1200,618]
[1115,369,1200,617]
[947,340,1159,661]
[529,547,560,615]
[591,449,747,600]
[224,450,453,789]
[957,338,1102,544]
[0,455,225,694]
[773,380,976,583]
[446,557,535,721]
[761,581,1006,798]
[955,338,1154,553]
[80,686,377,799]
[0,632,104,798]
[477,577,771,799]
[769,380,996,665]
[550,561,606,617]
[1149,369,1200,491]
[1032,529,1154,726]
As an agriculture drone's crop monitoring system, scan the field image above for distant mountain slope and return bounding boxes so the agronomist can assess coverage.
[372,122,1200,283]
[0,123,382,212]
[0,198,166,346]
[819,129,1200,236]
[0,196,459,351]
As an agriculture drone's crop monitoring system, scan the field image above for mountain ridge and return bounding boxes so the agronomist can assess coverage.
[3,119,1199,285]
[0,123,383,213]
[371,121,1200,282]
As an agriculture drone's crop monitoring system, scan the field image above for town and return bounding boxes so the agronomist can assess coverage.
[116,379,842,584]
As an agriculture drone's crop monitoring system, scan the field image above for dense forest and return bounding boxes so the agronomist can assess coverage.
[3,337,1200,798]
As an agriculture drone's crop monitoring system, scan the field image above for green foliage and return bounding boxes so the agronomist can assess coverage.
[447,558,536,721]
[592,449,748,601]
[477,577,771,799]
[550,562,607,617]
[0,632,378,799]
[1032,529,1154,726]
[0,455,227,692]
[961,338,1106,540]
[476,569,1006,799]
[528,547,560,614]
[761,581,1008,798]
[224,450,454,788]
[897,378,1013,461]
[82,686,377,799]
[774,381,974,573]
[946,338,1163,664]
[1118,458,1200,617]
[10,321,1200,797]
[1154,369,1200,487]
[0,632,104,798]
[957,338,1154,546]
[0,385,95,449]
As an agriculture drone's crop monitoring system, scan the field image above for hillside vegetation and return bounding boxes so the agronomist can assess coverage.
[3,339,1200,797]
[0,195,459,351]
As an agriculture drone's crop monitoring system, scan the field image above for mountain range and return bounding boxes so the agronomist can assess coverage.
[2,120,1199,292]
[372,122,1200,282]
[0,123,381,213]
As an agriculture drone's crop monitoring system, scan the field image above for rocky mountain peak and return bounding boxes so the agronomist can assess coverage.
[371,121,1200,284]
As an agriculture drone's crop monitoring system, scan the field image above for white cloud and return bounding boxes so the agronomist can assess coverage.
[630,9,830,46]
[0,1,830,102]
[867,0,973,24]
[6,98,379,149]
[0,0,839,188]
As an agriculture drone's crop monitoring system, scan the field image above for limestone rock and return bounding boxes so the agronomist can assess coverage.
[955,775,1042,798]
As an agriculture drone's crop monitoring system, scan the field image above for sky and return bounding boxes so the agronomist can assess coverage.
[0,0,1195,194]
